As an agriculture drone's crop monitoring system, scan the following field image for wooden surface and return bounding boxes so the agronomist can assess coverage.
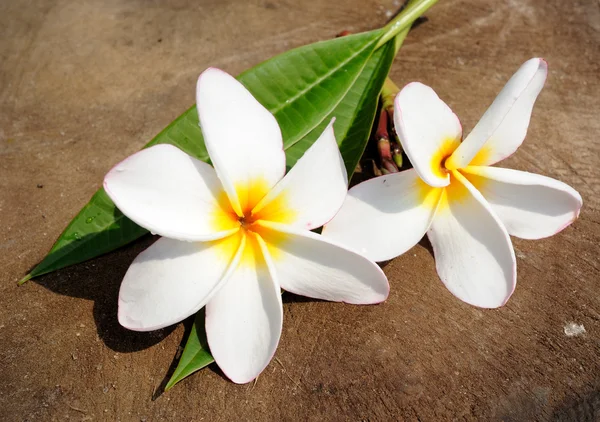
[1,0,599,420]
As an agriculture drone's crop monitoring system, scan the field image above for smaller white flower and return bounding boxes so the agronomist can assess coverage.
[104,68,389,383]
[323,58,582,308]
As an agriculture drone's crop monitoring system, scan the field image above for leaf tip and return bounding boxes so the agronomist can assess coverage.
[164,377,177,392]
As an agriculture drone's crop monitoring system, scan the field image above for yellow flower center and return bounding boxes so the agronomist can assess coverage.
[430,138,461,177]
[421,138,490,213]
[210,178,297,268]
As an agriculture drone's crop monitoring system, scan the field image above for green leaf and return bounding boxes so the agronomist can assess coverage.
[23,0,437,282]
[238,31,383,150]
[285,39,396,174]
[22,30,383,283]
[19,189,147,285]
[164,311,214,391]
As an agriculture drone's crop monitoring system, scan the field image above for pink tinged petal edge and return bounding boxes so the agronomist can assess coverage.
[393,82,463,188]
[322,168,443,262]
[463,166,582,240]
[447,58,548,169]
[104,144,239,242]
[257,221,389,304]
[196,67,285,216]
[118,234,246,332]
[427,171,517,308]
[204,234,283,384]
[252,119,348,230]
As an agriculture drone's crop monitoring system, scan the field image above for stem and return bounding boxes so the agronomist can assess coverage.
[380,78,405,168]
[375,106,399,173]
[390,0,420,55]
[375,0,438,49]
[18,273,32,286]
[381,78,400,113]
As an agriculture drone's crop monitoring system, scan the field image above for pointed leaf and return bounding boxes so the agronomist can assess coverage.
[19,189,147,285]
[164,311,214,391]
[24,0,434,282]
[23,30,383,281]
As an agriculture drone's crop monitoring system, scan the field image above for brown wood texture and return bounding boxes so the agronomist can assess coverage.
[1,0,599,420]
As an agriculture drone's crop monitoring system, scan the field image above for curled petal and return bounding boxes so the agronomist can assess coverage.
[205,233,283,384]
[394,82,462,187]
[447,58,548,169]
[257,221,389,304]
[427,171,516,308]
[252,119,347,230]
[118,234,244,331]
[104,144,239,241]
[463,166,582,239]
[196,68,286,216]
[323,169,442,262]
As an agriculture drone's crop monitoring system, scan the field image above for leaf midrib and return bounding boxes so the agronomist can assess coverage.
[267,35,380,115]
[280,38,381,151]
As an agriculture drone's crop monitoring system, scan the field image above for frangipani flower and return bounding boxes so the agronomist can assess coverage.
[323,58,582,308]
[103,68,389,384]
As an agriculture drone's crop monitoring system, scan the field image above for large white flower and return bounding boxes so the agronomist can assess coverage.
[103,68,389,383]
[323,58,582,309]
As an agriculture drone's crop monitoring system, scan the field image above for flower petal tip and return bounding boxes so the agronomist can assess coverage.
[534,57,548,69]
[462,287,515,309]
[369,287,390,305]
[535,58,548,79]
[214,348,277,385]
[197,66,225,82]
[552,211,581,237]
[196,67,236,100]
[357,268,390,305]
[394,82,460,188]
[117,294,172,333]
[549,184,583,236]
[221,367,262,385]
[118,306,169,333]
[117,304,145,332]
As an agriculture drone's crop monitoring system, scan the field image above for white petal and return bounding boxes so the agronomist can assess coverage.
[256,221,389,304]
[462,166,582,239]
[323,169,443,262]
[394,82,462,187]
[251,119,347,230]
[447,58,547,169]
[104,144,240,241]
[427,171,516,308]
[205,233,283,384]
[118,234,245,331]
[196,68,285,216]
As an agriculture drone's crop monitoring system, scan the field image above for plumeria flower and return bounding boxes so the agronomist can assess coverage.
[323,58,582,308]
[103,68,389,384]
